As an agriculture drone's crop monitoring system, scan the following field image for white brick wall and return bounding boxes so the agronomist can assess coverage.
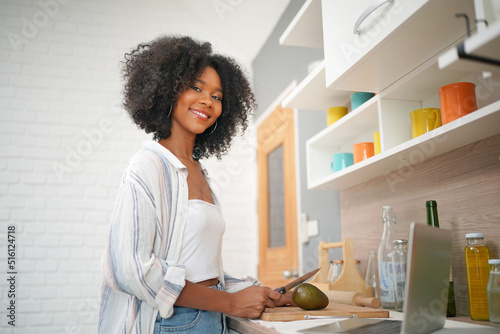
[0,0,258,332]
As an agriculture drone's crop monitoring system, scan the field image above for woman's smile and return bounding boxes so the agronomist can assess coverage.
[190,108,210,121]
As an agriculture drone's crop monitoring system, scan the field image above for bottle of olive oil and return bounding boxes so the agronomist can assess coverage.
[426,200,456,317]
[465,233,490,320]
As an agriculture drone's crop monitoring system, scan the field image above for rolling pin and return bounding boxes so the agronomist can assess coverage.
[325,290,381,308]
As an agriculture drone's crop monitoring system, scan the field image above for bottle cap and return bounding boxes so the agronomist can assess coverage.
[465,233,484,238]
[425,200,437,207]
[488,259,500,265]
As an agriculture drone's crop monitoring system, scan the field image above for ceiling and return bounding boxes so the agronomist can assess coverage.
[171,0,292,66]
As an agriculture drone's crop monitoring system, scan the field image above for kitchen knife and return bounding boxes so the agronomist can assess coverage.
[275,268,320,294]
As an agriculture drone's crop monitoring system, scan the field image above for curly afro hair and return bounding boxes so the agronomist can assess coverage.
[122,35,256,160]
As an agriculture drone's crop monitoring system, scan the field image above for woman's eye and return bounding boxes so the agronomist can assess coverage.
[191,85,201,92]
[213,95,222,101]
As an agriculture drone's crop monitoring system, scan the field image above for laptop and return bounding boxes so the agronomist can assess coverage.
[300,222,452,334]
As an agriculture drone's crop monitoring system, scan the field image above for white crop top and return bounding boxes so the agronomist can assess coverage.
[178,199,225,283]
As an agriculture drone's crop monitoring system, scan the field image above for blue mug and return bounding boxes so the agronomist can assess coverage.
[331,153,354,172]
[351,92,375,110]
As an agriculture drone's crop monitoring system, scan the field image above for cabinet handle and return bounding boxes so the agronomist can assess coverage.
[353,0,394,34]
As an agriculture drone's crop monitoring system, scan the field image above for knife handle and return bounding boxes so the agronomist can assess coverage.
[275,287,286,294]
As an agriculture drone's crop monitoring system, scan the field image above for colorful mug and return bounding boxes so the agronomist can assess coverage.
[353,142,374,163]
[351,92,375,110]
[410,108,442,138]
[373,131,381,155]
[331,153,354,172]
[438,82,477,124]
[327,106,348,126]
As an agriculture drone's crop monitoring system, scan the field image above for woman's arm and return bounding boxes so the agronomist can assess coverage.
[223,273,295,308]
[102,172,186,318]
[174,281,284,318]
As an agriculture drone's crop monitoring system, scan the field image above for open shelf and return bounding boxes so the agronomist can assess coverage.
[307,95,379,146]
[307,100,500,190]
[279,0,323,48]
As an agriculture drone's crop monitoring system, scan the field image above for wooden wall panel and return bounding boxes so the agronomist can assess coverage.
[340,134,500,316]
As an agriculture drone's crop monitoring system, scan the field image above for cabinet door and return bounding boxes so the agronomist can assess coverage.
[322,0,476,93]
[322,0,427,89]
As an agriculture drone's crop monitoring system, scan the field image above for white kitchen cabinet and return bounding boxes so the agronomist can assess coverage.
[279,0,500,191]
[322,0,476,92]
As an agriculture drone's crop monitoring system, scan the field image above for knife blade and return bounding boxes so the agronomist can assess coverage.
[275,268,320,294]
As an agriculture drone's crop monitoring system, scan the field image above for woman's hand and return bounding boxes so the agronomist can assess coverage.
[226,286,283,319]
[274,290,296,307]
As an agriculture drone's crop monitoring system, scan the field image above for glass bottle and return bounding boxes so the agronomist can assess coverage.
[328,260,343,284]
[487,259,500,324]
[328,260,335,284]
[392,239,408,311]
[447,270,457,317]
[465,233,490,320]
[328,260,362,284]
[378,206,396,309]
[365,250,379,298]
[426,200,456,317]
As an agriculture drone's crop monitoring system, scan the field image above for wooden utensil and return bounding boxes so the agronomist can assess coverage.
[325,290,380,308]
[309,238,373,296]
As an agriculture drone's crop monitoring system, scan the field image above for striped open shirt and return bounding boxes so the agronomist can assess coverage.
[99,141,257,334]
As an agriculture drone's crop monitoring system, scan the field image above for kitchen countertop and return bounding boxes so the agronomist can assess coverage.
[227,312,500,334]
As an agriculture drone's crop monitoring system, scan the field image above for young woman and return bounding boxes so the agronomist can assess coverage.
[99,36,293,334]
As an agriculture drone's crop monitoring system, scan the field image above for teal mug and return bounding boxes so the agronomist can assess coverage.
[331,153,354,172]
[351,92,375,110]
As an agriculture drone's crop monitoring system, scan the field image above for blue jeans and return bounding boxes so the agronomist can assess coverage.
[154,282,226,333]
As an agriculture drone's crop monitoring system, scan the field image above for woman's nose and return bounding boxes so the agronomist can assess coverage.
[199,91,212,107]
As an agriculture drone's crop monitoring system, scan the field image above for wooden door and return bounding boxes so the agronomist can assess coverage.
[257,103,298,288]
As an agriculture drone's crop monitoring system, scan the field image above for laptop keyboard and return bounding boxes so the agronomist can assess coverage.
[346,320,402,334]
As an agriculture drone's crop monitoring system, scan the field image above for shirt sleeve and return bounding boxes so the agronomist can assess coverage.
[224,273,261,293]
[101,167,186,319]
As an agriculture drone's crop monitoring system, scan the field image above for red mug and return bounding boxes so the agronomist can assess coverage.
[438,82,477,124]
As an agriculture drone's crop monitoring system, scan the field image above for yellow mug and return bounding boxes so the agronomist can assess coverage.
[410,108,442,138]
[327,106,348,126]
[373,131,381,155]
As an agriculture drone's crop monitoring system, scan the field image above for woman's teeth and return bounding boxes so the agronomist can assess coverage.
[192,110,208,119]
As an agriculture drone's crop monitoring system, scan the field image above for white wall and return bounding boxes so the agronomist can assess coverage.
[0,0,258,332]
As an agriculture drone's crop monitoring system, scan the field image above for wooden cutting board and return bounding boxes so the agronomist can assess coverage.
[260,302,389,321]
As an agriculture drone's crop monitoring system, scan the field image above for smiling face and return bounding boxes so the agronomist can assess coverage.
[171,66,223,138]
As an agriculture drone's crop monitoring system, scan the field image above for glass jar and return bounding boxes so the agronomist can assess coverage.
[487,259,500,324]
[392,239,408,311]
[465,233,490,320]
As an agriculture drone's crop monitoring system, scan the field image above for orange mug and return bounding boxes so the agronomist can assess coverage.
[438,82,477,125]
[353,142,374,163]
